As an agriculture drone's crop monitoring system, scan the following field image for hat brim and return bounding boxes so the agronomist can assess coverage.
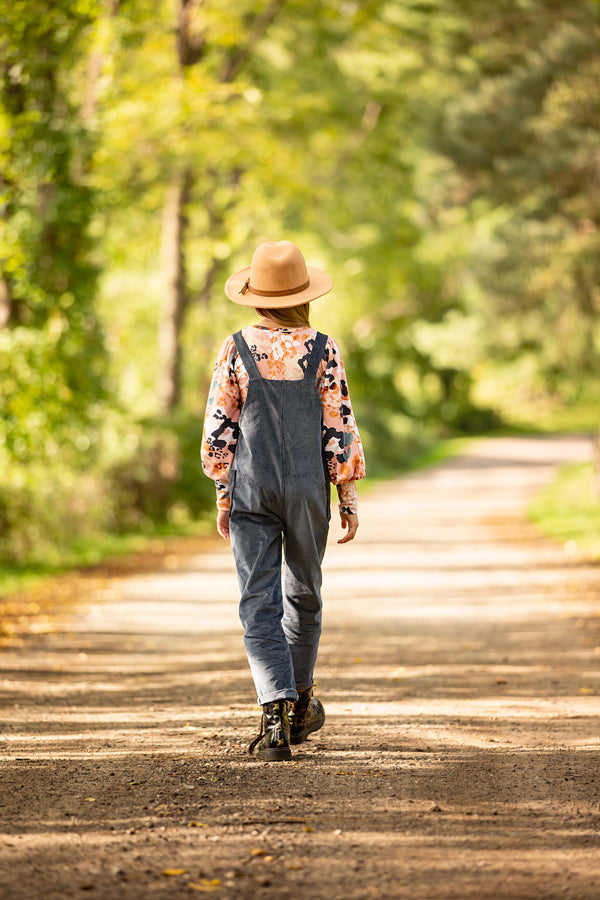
[225,265,333,308]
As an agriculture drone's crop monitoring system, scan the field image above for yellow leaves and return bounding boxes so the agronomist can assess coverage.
[187,821,209,828]
[580,686,595,694]
[127,781,141,786]
[160,871,221,890]
[302,826,313,833]
[85,797,95,802]
[250,848,274,861]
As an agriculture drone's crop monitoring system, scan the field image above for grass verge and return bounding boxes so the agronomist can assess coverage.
[0,518,213,600]
[528,461,600,561]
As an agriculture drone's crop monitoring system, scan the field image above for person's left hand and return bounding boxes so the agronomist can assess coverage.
[217,510,230,541]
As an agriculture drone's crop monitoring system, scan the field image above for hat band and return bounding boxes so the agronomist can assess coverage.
[240,278,310,297]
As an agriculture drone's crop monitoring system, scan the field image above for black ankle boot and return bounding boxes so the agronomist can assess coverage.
[248,700,292,761]
[290,687,325,745]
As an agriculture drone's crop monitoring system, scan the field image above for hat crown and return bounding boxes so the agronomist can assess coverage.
[250,241,309,293]
[224,238,332,307]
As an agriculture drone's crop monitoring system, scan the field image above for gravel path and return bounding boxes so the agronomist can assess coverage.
[1,435,599,899]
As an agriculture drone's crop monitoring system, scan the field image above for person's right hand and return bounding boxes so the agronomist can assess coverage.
[338,512,358,543]
[217,510,230,541]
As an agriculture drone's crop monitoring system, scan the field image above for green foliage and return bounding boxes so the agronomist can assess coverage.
[105,412,215,533]
[2,0,599,574]
[422,0,600,394]
[0,326,102,465]
[0,408,214,567]
[0,461,106,567]
[0,0,107,409]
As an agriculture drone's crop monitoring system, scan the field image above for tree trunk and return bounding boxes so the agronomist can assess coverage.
[155,0,285,412]
[157,173,191,413]
[81,0,123,125]
[0,277,15,327]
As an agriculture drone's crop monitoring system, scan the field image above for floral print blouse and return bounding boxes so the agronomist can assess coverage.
[201,324,366,514]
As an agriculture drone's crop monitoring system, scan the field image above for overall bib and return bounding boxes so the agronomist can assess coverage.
[229,330,331,705]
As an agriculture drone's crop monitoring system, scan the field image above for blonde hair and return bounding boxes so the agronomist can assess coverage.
[255,303,311,328]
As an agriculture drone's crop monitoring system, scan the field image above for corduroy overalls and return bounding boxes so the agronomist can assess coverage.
[229,330,331,705]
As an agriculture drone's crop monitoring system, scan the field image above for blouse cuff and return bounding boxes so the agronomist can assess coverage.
[337,481,358,515]
[215,480,230,512]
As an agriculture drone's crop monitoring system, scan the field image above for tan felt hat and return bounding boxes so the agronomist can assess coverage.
[225,240,333,308]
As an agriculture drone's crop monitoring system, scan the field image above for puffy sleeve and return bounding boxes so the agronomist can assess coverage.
[201,336,240,511]
[319,337,366,515]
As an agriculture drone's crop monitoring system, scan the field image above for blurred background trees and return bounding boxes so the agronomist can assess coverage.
[1,0,599,568]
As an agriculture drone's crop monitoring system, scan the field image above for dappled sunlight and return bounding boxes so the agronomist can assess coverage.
[2,436,600,899]
[2,0,600,892]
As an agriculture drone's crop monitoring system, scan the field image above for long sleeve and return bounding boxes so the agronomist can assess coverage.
[201,336,240,510]
[319,338,366,514]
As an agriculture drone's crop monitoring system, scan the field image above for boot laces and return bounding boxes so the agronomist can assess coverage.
[248,712,266,755]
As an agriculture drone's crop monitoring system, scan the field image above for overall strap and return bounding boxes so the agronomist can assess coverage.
[232,330,261,381]
[305,331,328,381]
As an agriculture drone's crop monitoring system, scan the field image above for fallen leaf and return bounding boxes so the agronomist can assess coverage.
[580,686,595,694]
[85,798,96,802]
[302,826,313,833]
[161,868,187,876]
[251,848,268,857]
[353,657,363,664]
[189,880,221,892]
[187,821,209,828]
[496,679,508,685]
[128,781,141,786]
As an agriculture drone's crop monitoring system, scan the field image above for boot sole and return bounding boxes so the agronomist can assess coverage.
[256,746,292,761]
[290,712,325,746]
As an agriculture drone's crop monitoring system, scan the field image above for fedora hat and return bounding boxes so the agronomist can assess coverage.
[225,240,333,308]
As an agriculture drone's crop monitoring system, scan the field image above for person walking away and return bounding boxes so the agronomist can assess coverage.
[201,240,365,761]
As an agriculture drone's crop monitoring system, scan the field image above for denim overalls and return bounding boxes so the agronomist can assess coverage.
[229,329,331,705]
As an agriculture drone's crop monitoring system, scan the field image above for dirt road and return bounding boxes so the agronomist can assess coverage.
[1,436,599,899]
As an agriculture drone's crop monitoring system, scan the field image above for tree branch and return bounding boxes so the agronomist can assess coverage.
[220,0,287,83]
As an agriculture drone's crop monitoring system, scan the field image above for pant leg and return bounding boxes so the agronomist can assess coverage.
[230,511,298,705]
[282,492,330,692]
